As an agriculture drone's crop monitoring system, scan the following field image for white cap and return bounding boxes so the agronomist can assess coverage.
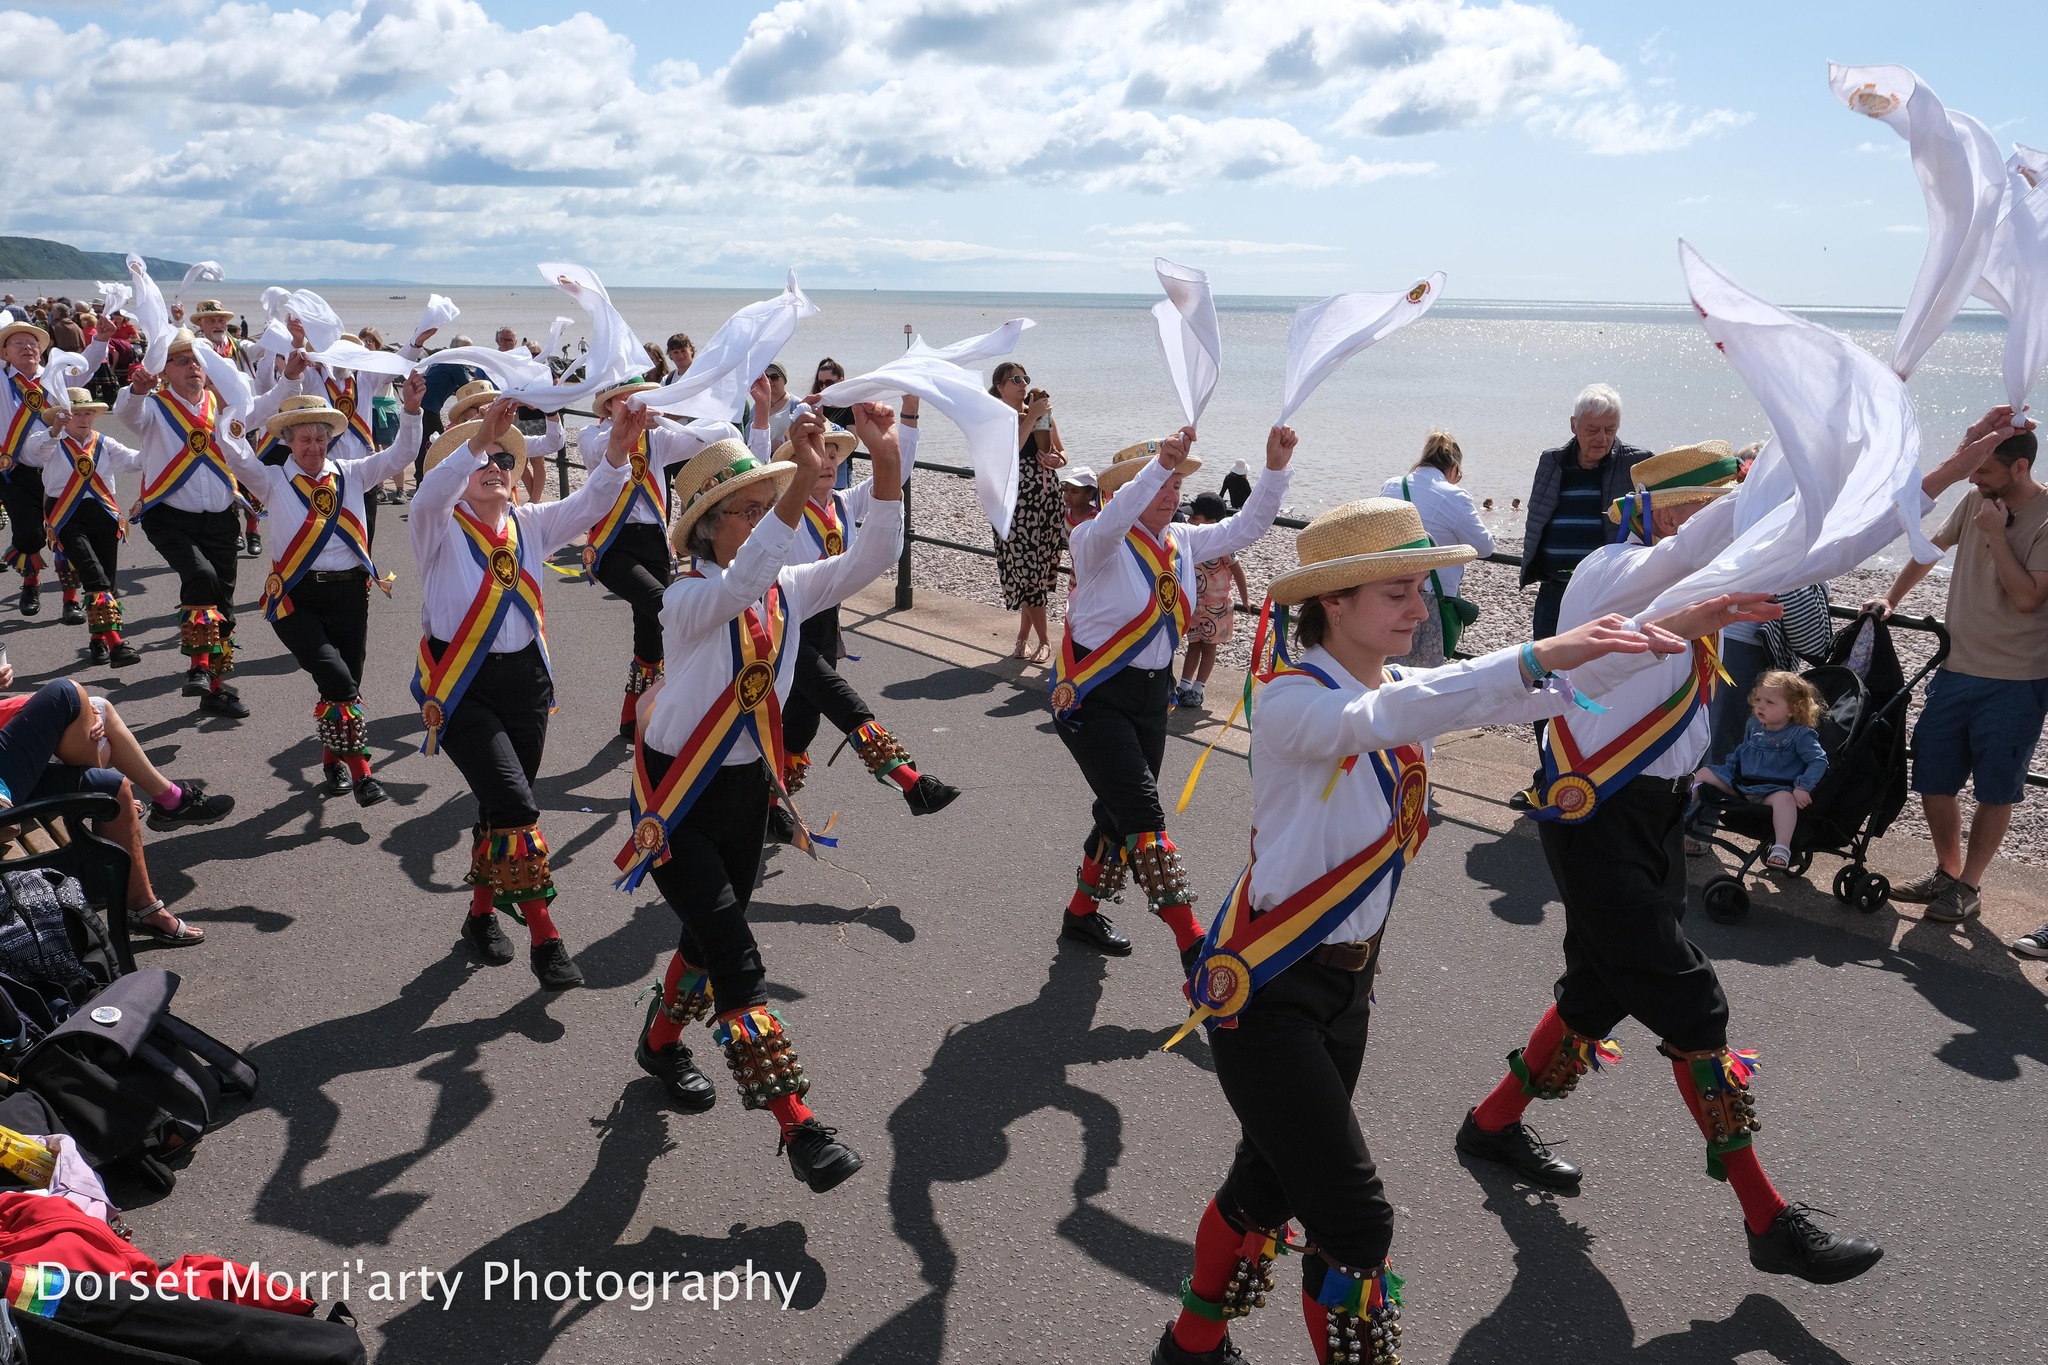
[1059,466,1098,488]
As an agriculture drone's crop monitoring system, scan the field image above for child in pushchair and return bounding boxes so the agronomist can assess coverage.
[1691,671,1829,869]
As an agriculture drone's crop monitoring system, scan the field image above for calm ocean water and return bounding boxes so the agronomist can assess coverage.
[18,278,2009,556]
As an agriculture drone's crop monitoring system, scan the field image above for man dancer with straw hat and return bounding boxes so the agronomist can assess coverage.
[615,403,902,1194]
[225,382,424,807]
[1153,494,1775,1365]
[1454,441,1889,1285]
[1051,425,1294,959]
[1,315,106,618]
[191,297,272,556]
[413,395,632,991]
[20,389,144,665]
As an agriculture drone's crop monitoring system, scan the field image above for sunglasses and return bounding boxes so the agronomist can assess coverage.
[482,451,518,471]
[1006,373,1030,385]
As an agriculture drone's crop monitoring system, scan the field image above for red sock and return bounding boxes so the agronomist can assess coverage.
[767,1092,815,1138]
[1169,1199,1240,1355]
[1068,851,1107,916]
[883,762,920,793]
[1472,1005,1567,1132]
[1302,1291,1333,1364]
[468,884,495,918]
[644,952,690,1051]
[520,898,558,946]
[62,588,77,606]
[620,690,637,728]
[1157,903,1204,954]
[344,754,371,780]
[209,671,227,694]
[1669,1057,1788,1235]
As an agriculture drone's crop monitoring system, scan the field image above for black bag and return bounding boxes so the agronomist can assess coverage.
[1764,582,1834,668]
[17,969,256,1192]
[0,868,122,1023]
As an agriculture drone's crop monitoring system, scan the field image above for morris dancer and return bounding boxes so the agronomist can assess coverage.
[1455,443,1889,1284]
[1152,497,1767,1365]
[0,316,106,618]
[227,384,423,807]
[190,298,271,556]
[771,395,958,833]
[1052,426,1293,960]
[440,378,564,509]
[412,396,631,991]
[579,376,764,741]
[615,404,903,1195]
[20,390,143,666]
[117,330,297,719]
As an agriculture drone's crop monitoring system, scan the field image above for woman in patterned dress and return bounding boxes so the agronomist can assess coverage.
[990,360,1065,661]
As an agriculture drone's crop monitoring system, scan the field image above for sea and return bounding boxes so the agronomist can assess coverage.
[13,279,2012,560]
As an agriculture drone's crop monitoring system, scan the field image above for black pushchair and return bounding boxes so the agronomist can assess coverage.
[1691,608,1948,923]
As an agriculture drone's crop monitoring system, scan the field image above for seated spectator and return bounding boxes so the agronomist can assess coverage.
[1690,671,1828,870]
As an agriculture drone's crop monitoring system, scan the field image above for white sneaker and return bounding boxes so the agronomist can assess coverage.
[2012,922,2048,960]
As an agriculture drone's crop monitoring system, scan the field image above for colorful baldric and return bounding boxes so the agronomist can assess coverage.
[212,335,254,375]
[325,374,373,451]
[410,506,548,755]
[1166,663,1429,1049]
[1530,639,1721,823]
[1049,527,1188,719]
[44,432,123,538]
[582,436,665,574]
[0,371,49,472]
[2,1263,62,1318]
[800,492,848,559]
[136,389,236,515]
[262,468,385,621]
[614,584,789,890]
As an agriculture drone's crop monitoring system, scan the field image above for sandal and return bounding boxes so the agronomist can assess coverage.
[1011,637,1030,659]
[1765,844,1791,870]
[129,900,205,946]
[1684,836,1707,857]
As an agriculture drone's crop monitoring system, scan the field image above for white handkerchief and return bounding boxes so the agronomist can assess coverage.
[285,290,345,354]
[125,254,175,374]
[421,265,642,411]
[414,294,461,346]
[632,271,818,422]
[193,340,254,418]
[307,340,414,380]
[821,354,1019,538]
[94,282,130,319]
[1831,62,2009,379]
[906,318,1035,366]
[2013,144,2048,190]
[1276,274,1444,427]
[541,316,576,360]
[1972,166,2048,424]
[1151,259,1220,427]
[174,261,224,310]
[38,349,92,410]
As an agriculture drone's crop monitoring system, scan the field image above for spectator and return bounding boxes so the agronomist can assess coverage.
[1220,459,1252,510]
[418,336,482,482]
[494,326,519,352]
[665,332,695,377]
[1382,428,1494,667]
[642,341,669,384]
[1867,412,2048,928]
[46,305,84,354]
[1175,491,1248,709]
[989,360,1065,660]
[812,358,857,490]
[759,363,803,450]
[1519,383,1653,639]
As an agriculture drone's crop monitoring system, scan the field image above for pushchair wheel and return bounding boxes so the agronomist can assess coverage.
[1832,866,1858,903]
[1783,849,1813,878]
[1852,871,1890,914]
[1703,875,1750,924]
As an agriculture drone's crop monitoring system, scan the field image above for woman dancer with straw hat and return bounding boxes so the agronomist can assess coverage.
[411,396,632,992]
[19,389,143,666]
[439,377,565,505]
[614,404,904,1195]
[0,315,105,618]
[223,380,424,808]
[1153,495,1781,1365]
[1051,425,1293,961]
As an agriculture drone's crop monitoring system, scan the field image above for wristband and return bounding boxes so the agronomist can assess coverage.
[1521,641,1607,713]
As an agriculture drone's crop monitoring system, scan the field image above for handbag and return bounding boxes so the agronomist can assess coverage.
[1401,477,1481,655]
[1763,582,1834,669]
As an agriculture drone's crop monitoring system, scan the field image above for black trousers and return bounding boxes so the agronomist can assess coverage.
[1,467,46,561]
[783,607,874,756]
[647,756,770,1010]
[1540,777,1730,1051]
[140,506,239,627]
[1211,960,1394,1274]
[48,502,118,593]
[1056,663,1173,860]
[271,571,371,702]
[433,641,551,829]
[591,522,672,665]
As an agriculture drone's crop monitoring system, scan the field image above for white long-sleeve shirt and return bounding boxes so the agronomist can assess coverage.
[2,346,107,456]
[410,440,629,655]
[787,424,919,565]
[226,413,422,572]
[579,417,758,532]
[1380,466,1494,597]
[1066,454,1292,668]
[20,427,144,507]
[114,380,299,514]
[642,499,904,762]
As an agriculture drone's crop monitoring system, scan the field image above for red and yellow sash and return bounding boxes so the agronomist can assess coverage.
[1167,668,1428,1048]
[212,336,253,375]
[1,371,49,472]
[409,506,549,755]
[262,468,383,621]
[1532,641,1720,823]
[325,375,373,451]
[136,389,235,515]
[614,586,790,890]
[1049,527,1187,719]
[44,433,123,537]
[801,493,847,559]
[582,436,664,573]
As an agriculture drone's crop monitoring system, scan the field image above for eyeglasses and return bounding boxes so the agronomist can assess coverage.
[720,498,775,525]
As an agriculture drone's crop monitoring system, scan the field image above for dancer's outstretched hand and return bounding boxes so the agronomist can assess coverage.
[1529,613,1659,674]
[1647,592,1782,642]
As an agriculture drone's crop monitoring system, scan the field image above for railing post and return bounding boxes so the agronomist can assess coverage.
[556,437,571,502]
[895,475,914,611]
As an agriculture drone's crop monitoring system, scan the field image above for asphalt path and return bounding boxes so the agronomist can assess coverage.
[5,501,2042,1365]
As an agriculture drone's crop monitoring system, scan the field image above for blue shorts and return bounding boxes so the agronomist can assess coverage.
[1911,669,2048,806]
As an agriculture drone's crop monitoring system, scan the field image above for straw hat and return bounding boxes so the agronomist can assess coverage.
[61,387,106,418]
[668,439,798,555]
[165,328,200,358]
[772,423,859,463]
[1267,497,1475,607]
[422,420,529,493]
[191,299,234,321]
[1606,440,1739,522]
[1096,438,1202,497]
[444,378,501,428]
[269,394,347,438]
[592,378,660,420]
[0,319,50,353]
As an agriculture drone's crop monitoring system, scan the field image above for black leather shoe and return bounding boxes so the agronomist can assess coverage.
[321,761,354,797]
[1456,1108,1582,1189]
[462,911,514,965]
[108,641,140,667]
[18,584,37,616]
[618,720,635,742]
[60,600,84,626]
[778,1119,863,1193]
[245,531,262,558]
[1747,1204,1883,1284]
[1152,1322,1251,1365]
[636,1034,717,1113]
[89,639,110,665]
[198,689,249,719]
[353,775,389,807]
[530,938,584,990]
[181,667,212,697]
[146,779,234,831]
[904,773,960,816]
[1179,939,1204,973]
[1507,787,1536,811]
[766,803,798,845]
[1061,909,1133,957]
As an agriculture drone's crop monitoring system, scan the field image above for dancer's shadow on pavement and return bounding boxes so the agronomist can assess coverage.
[1451,1182,1854,1364]
[1460,819,1554,926]
[839,942,1211,1364]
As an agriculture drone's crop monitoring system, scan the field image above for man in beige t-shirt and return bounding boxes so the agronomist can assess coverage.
[1870,415,2048,929]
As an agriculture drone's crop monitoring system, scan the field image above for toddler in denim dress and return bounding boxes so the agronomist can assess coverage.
[1692,670,1828,869]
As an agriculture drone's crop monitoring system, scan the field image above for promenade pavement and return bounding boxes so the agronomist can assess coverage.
[5,504,2042,1365]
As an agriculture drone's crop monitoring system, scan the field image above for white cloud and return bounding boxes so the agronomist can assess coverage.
[1883,224,1925,234]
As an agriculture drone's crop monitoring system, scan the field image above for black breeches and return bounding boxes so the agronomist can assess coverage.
[782,608,873,755]
[140,507,239,624]
[271,573,371,702]
[592,523,673,665]
[647,756,770,1011]
[1056,663,1173,858]
[50,504,119,592]
[434,641,552,829]
[2,470,45,558]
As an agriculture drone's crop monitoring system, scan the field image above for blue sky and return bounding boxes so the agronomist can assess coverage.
[0,1,2033,303]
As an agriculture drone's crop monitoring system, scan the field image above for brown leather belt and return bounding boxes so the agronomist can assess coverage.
[1310,926,1387,972]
